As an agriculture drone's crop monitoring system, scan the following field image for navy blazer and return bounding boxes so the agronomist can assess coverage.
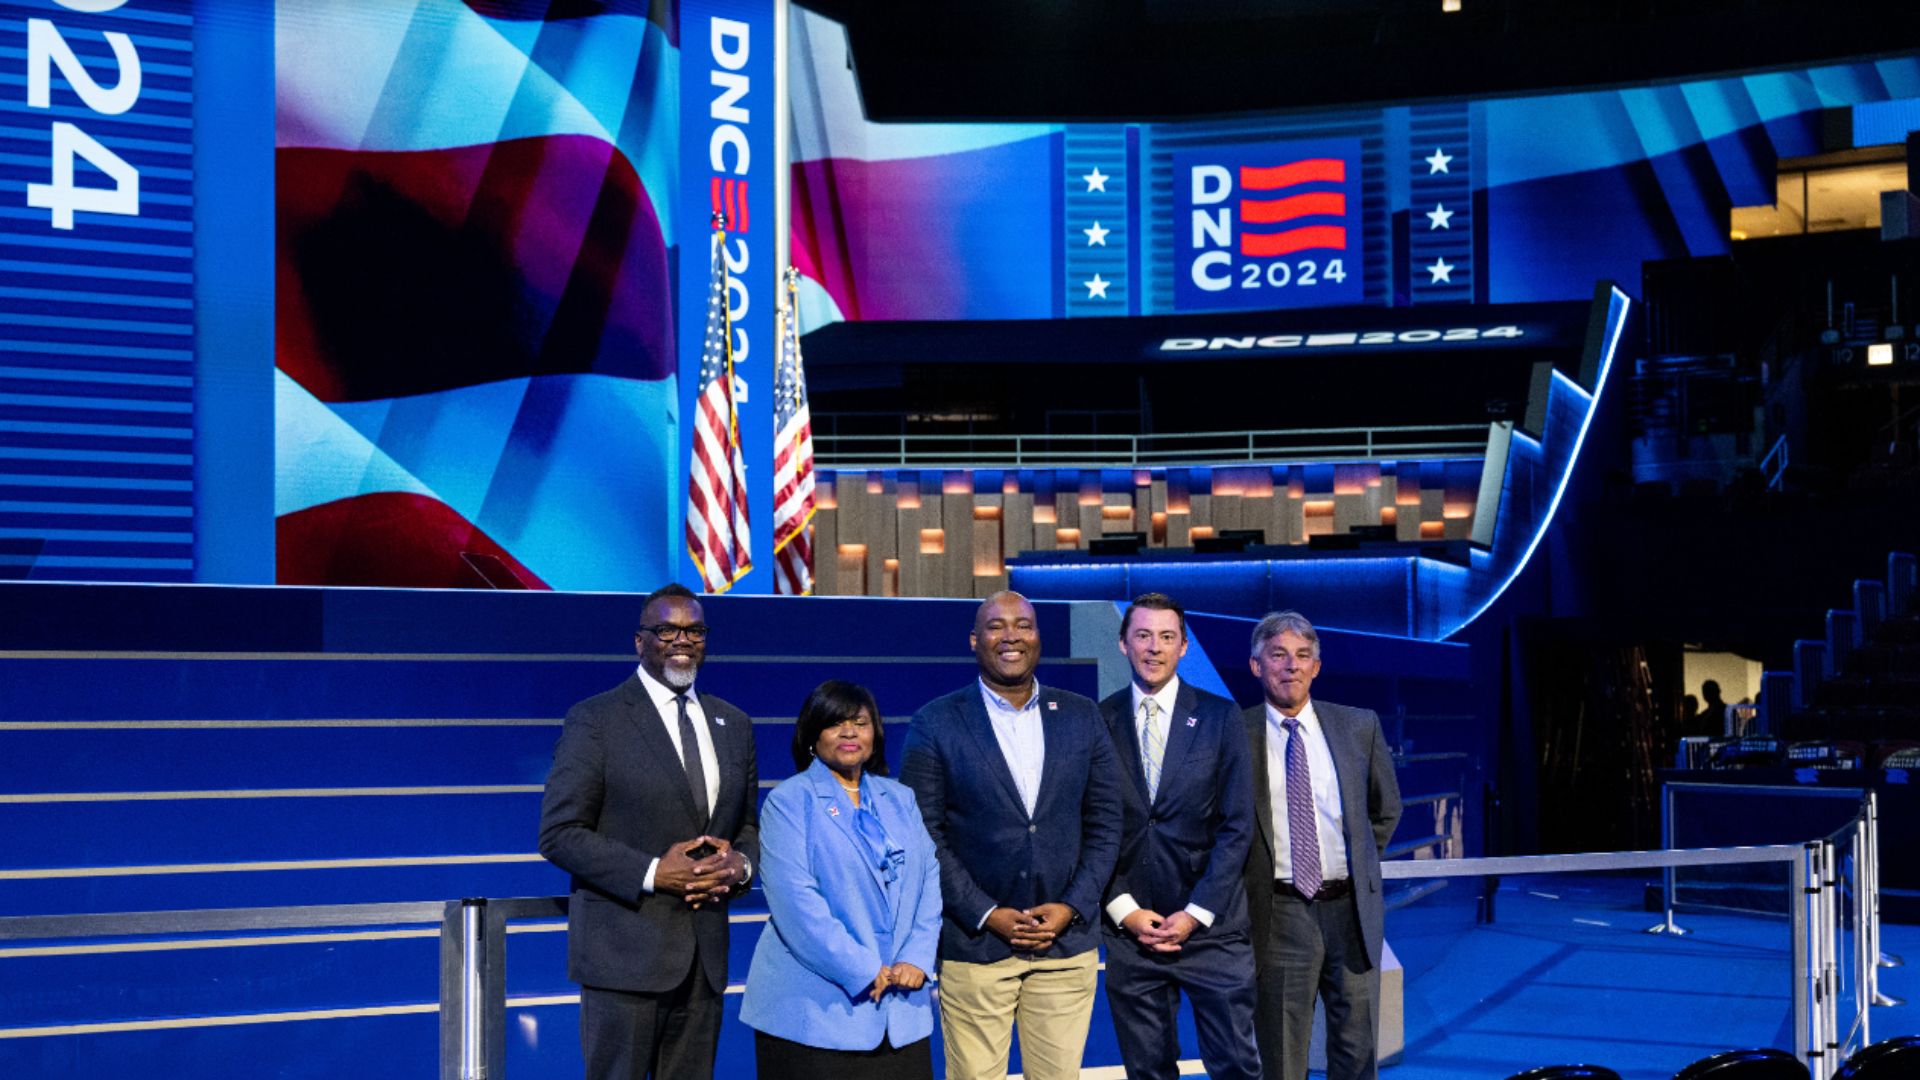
[900,682,1123,964]
[1241,699,1401,969]
[1099,680,1255,939]
[740,760,942,1051]
[537,675,760,993]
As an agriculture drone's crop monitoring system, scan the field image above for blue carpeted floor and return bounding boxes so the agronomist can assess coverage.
[1375,876,1920,1079]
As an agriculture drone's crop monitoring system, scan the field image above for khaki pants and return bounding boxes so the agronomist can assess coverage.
[937,949,1099,1080]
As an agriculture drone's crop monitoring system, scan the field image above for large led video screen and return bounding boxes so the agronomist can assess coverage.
[3,1,1916,590]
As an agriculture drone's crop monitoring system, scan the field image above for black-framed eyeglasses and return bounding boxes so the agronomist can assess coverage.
[639,623,710,643]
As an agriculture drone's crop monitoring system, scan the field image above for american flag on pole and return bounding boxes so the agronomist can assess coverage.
[772,268,817,595]
[686,215,751,593]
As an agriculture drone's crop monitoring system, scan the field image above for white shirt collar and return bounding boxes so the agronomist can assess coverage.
[1132,675,1181,719]
[1264,697,1319,732]
[635,663,694,708]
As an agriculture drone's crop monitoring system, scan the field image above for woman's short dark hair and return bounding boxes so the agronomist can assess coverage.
[791,679,888,775]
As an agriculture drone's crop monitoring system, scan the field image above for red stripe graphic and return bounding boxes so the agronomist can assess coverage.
[1239,225,1347,258]
[725,179,738,231]
[277,492,549,590]
[1240,191,1346,224]
[736,180,749,233]
[1239,159,1345,190]
[710,176,723,220]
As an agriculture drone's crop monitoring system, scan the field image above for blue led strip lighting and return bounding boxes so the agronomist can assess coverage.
[1441,286,1630,639]
[0,1,193,583]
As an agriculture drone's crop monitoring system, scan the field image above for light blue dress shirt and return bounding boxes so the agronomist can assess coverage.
[979,678,1046,818]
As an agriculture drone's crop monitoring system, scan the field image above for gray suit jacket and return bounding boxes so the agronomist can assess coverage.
[1241,699,1401,968]
[538,675,760,993]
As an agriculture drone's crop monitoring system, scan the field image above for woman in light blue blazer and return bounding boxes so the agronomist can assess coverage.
[740,680,942,1079]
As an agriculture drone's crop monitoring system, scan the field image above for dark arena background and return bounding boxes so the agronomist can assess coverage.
[4,0,1920,1076]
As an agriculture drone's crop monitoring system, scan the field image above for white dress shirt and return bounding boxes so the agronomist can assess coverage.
[636,663,726,894]
[1265,699,1350,885]
[1105,676,1217,930]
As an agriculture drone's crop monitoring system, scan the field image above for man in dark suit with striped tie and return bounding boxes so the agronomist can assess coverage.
[1099,592,1261,1080]
[1242,610,1401,1080]
[538,583,760,1080]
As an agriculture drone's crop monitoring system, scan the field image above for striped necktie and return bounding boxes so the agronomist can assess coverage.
[1282,716,1322,899]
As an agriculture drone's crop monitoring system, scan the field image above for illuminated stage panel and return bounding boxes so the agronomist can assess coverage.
[0,2,198,584]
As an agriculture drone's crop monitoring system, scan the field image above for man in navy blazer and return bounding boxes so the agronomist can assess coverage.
[1100,593,1261,1080]
[538,584,759,1080]
[900,590,1123,1080]
[1241,610,1401,1080]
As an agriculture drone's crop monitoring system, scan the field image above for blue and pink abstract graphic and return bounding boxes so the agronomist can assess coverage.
[273,0,680,591]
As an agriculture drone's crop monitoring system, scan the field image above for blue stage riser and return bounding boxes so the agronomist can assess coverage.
[0,583,1475,1077]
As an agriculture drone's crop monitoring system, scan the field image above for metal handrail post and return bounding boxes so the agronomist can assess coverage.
[440,898,482,1080]
[1792,843,1815,1074]
[1647,783,1686,935]
[1868,789,1905,1004]
[438,897,507,1080]
[1854,814,1872,1047]
[1821,840,1840,1076]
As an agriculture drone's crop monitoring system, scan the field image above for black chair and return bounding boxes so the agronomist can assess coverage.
[1674,1047,1808,1079]
[1835,1035,1920,1079]
[1503,1067,1623,1080]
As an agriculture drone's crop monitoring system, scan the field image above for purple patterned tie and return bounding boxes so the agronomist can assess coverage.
[1282,717,1322,900]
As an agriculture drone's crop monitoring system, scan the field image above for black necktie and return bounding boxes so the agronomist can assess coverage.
[675,693,710,819]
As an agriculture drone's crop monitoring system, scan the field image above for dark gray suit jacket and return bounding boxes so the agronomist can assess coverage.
[1241,699,1401,968]
[538,675,760,993]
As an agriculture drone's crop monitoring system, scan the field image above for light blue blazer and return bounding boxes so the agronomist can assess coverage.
[739,759,943,1051]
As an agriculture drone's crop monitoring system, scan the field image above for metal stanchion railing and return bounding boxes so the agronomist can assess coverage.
[1820,839,1840,1074]
[1384,844,1833,1078]
[437,896,569,1080]
[1851,812,1872,1052]
[1649,782,1868,936]
[1866,790,1906,1005]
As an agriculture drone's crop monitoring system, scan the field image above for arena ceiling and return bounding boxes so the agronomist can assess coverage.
[798,0,1920,120]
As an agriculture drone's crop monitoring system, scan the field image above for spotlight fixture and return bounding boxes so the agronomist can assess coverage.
[1868,342,1894,366]
[1442,0,1462,10]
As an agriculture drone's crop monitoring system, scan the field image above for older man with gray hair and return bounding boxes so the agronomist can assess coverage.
[1239,611,1400,1080]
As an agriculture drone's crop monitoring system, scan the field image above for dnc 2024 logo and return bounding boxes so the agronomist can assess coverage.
[1173,138,1363,312]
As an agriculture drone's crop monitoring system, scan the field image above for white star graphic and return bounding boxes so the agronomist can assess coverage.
[1425,148,1453,175]
[1084,273,1111,299]
[1083,221,1110,246]
[1426,203,1454,230]
[1083,167,1109,193]
[1427,257,1455,284]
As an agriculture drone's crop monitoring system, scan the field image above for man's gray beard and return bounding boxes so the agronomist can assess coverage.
[660,664,697,691]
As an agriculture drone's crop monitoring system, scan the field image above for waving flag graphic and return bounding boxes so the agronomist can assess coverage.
[274,0,680,591]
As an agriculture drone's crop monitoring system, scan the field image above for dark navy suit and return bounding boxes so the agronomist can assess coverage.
[1100,679,1261,1080]
[899,682,1123,963]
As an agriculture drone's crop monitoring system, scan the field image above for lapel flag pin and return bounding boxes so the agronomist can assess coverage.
[1186,716,1198,727]
[713,716,726,726]
[1046,700,1058,711]
[827,805,840,817]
